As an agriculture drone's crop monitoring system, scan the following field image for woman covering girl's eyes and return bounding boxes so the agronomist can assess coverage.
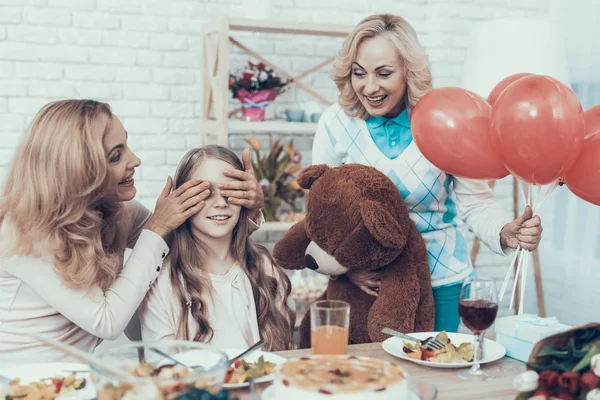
[0,99,208,365]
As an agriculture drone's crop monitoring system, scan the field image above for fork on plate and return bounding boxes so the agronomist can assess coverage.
[381,328,446,351]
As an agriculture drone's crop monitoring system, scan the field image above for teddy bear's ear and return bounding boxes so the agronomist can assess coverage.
[360,199,408,249]
[297,164,329,189]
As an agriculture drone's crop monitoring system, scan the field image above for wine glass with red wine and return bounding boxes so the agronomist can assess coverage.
[457,276,498,381]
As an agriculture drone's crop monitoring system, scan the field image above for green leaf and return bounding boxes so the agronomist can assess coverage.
[572,343,600,372]
[252,159,263,181]
[277,153,291,170]
[536,345,568,358]
[273,142,284,160]
[273,166,290,185]
[552,358,576,371]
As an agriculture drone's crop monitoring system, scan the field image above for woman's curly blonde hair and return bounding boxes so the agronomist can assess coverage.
[331,14,432,120]
[0,100,124,291]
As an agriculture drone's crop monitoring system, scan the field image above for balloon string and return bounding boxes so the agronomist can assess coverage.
[519,180,528,206]
[518,189,533,315]
[509,248,525,311]
[499,244,520,302]
[508,181,529,311]
[506,179,559,312]
[533,180,559,214]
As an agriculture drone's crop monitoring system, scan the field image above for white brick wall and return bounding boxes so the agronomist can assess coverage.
[1,0,597,324]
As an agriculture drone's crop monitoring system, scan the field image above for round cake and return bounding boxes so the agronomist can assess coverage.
[271,354,408,400]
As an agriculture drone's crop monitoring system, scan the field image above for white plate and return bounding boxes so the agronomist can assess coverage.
[170,348,286,389]
[0,363,96,399]
[261,385,426,400]
[382,332,506,369]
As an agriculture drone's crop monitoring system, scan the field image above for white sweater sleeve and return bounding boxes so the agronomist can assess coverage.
[4,229,169,340]
[452,176,514,257]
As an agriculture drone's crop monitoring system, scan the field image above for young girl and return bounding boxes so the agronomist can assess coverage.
[140,146,295,351]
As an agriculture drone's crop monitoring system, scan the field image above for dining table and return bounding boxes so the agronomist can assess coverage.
[228,341,525,400]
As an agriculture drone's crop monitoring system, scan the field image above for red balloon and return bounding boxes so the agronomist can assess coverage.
[491,75,585,185]
[412,87,509,180]
[565,133,600,205]
[487,73,534,106]
[584,105,600,139]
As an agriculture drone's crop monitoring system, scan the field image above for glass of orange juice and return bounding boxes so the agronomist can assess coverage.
[310,300,350,355]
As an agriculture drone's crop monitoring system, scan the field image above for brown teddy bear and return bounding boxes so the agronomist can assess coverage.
[273,164,434,348]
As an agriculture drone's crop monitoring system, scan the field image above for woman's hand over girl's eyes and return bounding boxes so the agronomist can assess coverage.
[145,177,210,238]
[219,148,265,218]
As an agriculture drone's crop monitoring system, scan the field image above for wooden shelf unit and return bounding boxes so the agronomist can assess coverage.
[200,18,353,146]
[202,120,318,136]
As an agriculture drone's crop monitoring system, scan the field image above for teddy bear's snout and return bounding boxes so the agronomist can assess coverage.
[305,241,349,276]
[305,254,319,270]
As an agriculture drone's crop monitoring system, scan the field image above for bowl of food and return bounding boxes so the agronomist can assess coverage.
[91,340,228,400]
[0,366,91,400]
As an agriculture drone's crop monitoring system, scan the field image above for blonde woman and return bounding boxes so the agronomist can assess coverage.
[312,14,543,332]
[0,100,264,364]
[140,146,294,351]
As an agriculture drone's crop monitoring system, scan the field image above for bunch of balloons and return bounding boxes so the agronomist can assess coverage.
[411,73,600,206]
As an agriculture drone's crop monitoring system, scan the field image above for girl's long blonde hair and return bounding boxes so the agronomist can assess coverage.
[331,13,432,120]
[168,146,295,351]
[0,99,124,290]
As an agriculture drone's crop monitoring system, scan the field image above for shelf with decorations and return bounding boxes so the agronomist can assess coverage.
[200,18,352,229]
[199,17,352,146]
[202,119,318,136]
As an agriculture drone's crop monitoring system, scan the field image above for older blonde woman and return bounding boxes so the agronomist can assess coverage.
[312,14,543,332]
[0,100,264,364]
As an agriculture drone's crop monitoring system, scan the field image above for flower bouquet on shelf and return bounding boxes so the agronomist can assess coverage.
[245,136,305,222]
[229,61,287,122]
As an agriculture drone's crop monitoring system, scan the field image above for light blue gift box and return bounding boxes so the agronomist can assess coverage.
[495,314,571,362]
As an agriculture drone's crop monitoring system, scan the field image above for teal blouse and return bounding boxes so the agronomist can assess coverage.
[365,109,413,160]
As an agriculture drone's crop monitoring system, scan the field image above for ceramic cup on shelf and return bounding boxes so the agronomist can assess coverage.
[310,112,322,123]
[284,109,305,122]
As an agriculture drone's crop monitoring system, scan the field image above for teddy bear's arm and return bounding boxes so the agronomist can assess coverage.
[272,220,311,270]
[366,259,421,342]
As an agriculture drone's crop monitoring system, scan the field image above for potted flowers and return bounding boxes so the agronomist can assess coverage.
[245,136,305,221]
[229,61,287,122]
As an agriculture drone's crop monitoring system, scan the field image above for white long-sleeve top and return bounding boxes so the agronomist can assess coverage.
[0,201,169,365]
[312,103,513,287]
[140,258,289,349]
